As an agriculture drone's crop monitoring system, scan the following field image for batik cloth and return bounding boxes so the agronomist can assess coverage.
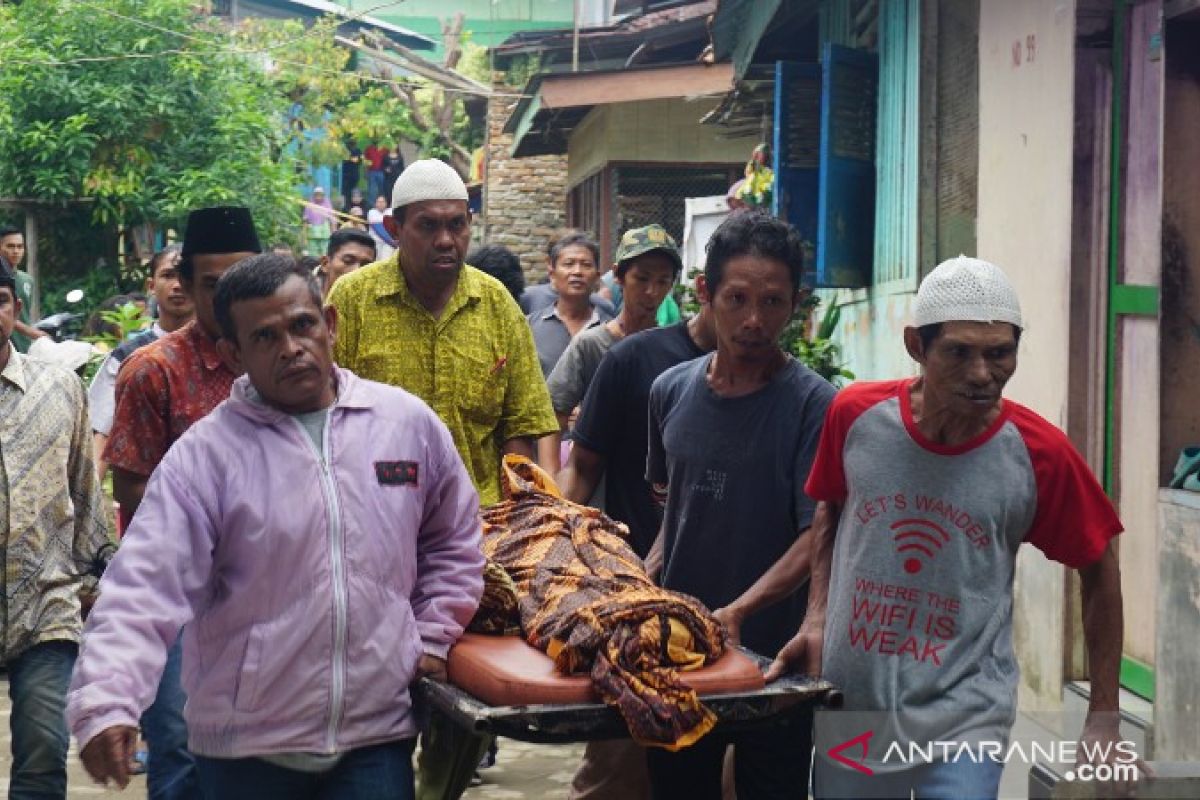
[479,457,722,750]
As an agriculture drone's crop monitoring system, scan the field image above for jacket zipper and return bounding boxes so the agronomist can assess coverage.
[293,415,347,754]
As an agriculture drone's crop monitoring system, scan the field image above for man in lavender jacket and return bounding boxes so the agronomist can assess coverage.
[67,253,484,799]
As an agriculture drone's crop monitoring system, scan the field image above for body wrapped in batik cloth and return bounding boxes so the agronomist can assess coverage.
[478,456,724,750]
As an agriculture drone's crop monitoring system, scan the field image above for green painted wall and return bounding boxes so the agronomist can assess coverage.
[344,0,579,51]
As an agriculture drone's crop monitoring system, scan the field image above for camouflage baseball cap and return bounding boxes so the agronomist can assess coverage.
[614,224,683,274]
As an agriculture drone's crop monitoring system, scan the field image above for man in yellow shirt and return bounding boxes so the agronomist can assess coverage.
[326,159,556,798]
[328,159,555,506]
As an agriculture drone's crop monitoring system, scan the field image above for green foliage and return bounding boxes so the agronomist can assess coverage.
[81,301,151,382]
[780,297,855,386]
[41,266,136,325]
[503,53,542,90]
[85,302,151,350]
[0,0,299,245]
[0,0,486,295]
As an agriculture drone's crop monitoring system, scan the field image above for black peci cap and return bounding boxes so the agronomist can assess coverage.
[181,207,262,259]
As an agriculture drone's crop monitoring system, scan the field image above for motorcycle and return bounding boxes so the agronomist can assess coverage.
[29,289,95,374]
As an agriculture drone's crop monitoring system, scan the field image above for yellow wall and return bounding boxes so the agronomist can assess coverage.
[567,98,756,187]
[977,0,1077,711]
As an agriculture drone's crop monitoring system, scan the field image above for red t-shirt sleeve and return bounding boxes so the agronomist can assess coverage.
[103,351,172,477]
[1013,406,1123,568]
[805,380,906,503]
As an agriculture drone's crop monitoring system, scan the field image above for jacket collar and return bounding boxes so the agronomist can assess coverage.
[227,365,371,425]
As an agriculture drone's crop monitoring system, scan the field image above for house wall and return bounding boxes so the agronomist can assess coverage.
[1113,0,1164,670]
[976,0,1077,712]
[566,99,755,188]
[348,0,608,50]
[482,90,569,283]
[824,288,919,381]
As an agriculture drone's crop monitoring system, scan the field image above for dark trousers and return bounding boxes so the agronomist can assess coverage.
[196,739,417,800]
[415,710,492,800]
[7,641,76,800]
[646,707,813,800]
[141,635,199,799]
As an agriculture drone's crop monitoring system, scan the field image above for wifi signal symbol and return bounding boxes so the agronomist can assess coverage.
[890,518,951,574]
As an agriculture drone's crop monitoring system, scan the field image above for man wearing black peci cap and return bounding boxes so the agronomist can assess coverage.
[102,206,261,800]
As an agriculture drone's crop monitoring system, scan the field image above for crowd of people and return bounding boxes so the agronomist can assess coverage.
[299,139,406,261]
[0,156,1133,800]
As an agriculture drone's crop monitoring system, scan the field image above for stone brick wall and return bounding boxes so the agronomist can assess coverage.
[481,88,569,284]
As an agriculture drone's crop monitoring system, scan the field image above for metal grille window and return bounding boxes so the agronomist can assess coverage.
[611,165,737,255]
[571,164,740,264]
[568,171,605,246]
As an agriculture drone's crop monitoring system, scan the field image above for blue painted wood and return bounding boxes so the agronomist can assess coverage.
[872,0,919,286]
[773,60,823,286]
[816,42,878,288]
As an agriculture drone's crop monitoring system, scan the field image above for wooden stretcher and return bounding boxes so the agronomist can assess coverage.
[415,633,842,744]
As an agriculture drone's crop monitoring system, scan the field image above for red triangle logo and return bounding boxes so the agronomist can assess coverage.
[828,730,875,776]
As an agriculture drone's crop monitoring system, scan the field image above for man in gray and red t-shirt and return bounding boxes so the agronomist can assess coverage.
[766,256,1128,799]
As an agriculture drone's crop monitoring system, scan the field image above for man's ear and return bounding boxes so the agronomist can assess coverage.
[383,213,399,238]
[216,336,244,376]
[695,274,711,305]
[144,276,154,293]
[902,326,926,364]
[323,303,338,346]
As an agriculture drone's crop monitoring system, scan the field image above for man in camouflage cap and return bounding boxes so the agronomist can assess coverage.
[546,223,681,425]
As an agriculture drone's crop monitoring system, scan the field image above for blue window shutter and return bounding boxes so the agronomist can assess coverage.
[772,61,822,285]
[816,43,878,288]
[873,0,920,286]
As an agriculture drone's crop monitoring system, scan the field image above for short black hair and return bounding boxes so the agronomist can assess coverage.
[917,322,1023,351]
[214,253,323,342]
[0,226,21,241]
[326,227,376,258]
[148,246,180,278]
[0,263,15,295]
[704,209,805,293]
[547,232,600,270]
[468,244,524,301]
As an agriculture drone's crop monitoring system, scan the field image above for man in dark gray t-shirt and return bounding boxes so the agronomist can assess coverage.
[644,210,834,800]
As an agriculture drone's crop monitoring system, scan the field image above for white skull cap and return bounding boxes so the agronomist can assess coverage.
[390,159,468,208]
[913,255,1023,329]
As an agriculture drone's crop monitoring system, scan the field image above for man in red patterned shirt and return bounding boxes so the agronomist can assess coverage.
[103,206,261,800]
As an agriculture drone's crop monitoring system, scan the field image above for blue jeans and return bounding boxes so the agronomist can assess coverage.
[814,754,1004,800]
[141,636,199,800]
[367,170,386,206]
[196,739,417,800]
[7,640,76,800]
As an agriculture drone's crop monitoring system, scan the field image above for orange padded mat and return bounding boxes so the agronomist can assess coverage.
[446,633,766,707]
